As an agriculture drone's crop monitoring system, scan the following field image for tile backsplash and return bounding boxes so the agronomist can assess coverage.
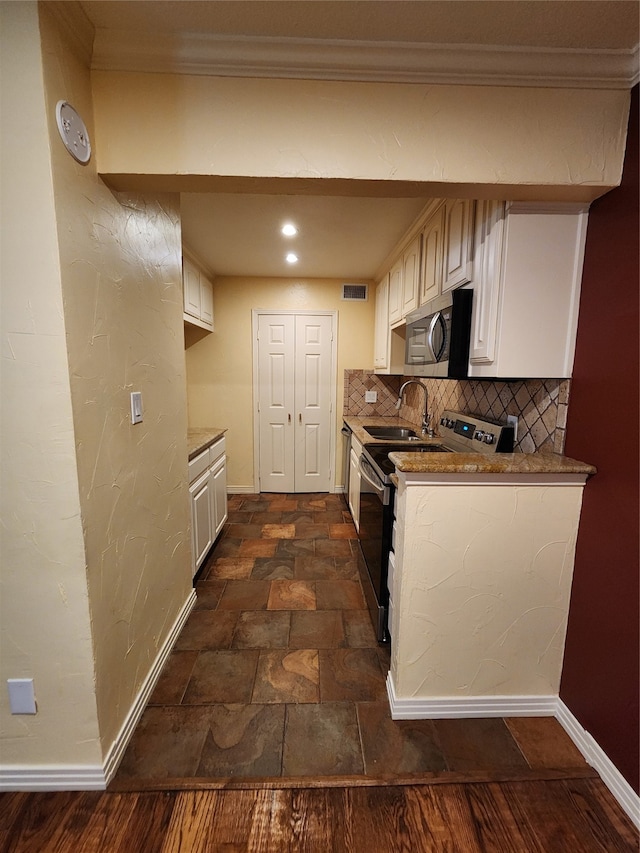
[343,370,570,454]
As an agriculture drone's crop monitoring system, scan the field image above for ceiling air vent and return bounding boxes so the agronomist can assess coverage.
[341,283,368,302]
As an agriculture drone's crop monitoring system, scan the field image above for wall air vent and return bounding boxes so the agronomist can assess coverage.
[341,283,368,302]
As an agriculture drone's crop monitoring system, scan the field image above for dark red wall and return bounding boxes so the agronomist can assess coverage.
[560,87,639,793]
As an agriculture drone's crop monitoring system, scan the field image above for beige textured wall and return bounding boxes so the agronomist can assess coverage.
[185,277,375,489]
[0,1,193,772]
[392,479,584,699]
[0,2,101,767]
[38,7,193,755]
[91,72,630,201]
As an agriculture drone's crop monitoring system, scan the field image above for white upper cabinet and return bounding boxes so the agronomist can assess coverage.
[401,234,421,317]
[468,201,589,379]
[420,203,445,305]
[388,233,422,326]
[387,256,403,325]
[443,198,476,291]
[373,275,389,370]
[183,257,202,319]
[373,274,406,374]
[183,253,214,331]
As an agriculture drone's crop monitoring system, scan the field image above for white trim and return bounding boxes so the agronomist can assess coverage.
[227,485,259,495]
[386,673,640,830]
[386,673,557,719]
[556,699,640,831]
[0,765,107,792]
[102,589,197,785]
[0,589,197,792]
[91,30,640,90]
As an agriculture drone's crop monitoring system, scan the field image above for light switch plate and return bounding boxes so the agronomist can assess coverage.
[130,391,143,424]
[365,390,377,403]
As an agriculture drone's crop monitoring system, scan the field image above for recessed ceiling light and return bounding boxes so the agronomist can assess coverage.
[281,223,298,237]
[286,252,299,264]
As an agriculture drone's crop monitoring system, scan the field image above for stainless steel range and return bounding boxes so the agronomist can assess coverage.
[358,410,515,642]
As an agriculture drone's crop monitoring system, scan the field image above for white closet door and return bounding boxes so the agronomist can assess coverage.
[257,314,295,492]
[256,312,334,493]
[294,314,333,493]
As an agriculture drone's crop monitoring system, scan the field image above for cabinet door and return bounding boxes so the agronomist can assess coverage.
[443,199,476,291]
[183,258,202,319]
[401,234,421,316]
[373,276,389,369]
[348,447,361,531]
[388,257,403,325]
[469,200,505,365]
[190,470,213,576]
[200,274,214,328]
[420,205,444,304]
[210,455,228,538]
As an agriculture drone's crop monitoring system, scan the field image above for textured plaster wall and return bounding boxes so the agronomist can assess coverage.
[392,480,584,700]
[38,7,193,755]
[91,72,630,201]
[0,2,101,766]
[185,276,375,489]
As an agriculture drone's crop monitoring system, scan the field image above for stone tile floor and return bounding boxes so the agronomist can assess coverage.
[114,492,590,785]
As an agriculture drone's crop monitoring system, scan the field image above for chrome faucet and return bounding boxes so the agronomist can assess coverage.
[396,379,433,437]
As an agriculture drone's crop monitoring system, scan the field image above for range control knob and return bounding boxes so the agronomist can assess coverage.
[483,433,495,445]
[440,416,447,426]
[475,430,484,441]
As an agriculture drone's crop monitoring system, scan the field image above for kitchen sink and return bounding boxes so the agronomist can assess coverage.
[365,426,418,440]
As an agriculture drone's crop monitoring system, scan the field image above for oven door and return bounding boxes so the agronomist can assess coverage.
[357,453,393,642]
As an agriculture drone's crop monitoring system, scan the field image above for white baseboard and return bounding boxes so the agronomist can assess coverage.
[0,589,197,792]
[556,699,640,831]
[102,588,197,785]
[0,765,107,792]
[227,486,258,494]
[386,673,640,830]
[386,673,557,719]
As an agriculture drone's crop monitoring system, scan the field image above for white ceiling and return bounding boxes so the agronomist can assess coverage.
[77,0,639,280]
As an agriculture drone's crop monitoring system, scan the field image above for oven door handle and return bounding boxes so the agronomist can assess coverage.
[358,455,385,495]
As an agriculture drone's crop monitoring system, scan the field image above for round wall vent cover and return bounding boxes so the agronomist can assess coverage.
[55,100,91,164]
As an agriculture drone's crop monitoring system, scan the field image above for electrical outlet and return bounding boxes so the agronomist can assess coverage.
[506,415,518,441]
[365,390,377,404]
[7,678,37,714]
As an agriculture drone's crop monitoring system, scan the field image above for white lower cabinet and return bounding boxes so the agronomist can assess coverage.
[188,436,228,577]
[190,468,213,574]
[348,437,362,531]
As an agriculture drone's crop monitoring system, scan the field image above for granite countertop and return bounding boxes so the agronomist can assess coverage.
[187,427,227,459]
[344,416,596,477]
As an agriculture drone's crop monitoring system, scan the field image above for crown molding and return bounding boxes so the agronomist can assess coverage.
[91,30,640,90]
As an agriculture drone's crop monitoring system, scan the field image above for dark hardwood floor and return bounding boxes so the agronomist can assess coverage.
[2,494,637,850]
[1,778,637,852]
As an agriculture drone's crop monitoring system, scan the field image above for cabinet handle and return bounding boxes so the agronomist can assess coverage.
[299,413,302,424]
[288,413,291,424]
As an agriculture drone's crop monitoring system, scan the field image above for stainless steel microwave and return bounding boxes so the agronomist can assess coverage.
[404,289,473,378]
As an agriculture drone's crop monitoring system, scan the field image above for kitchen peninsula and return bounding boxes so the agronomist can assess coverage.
[345,414,596,721]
